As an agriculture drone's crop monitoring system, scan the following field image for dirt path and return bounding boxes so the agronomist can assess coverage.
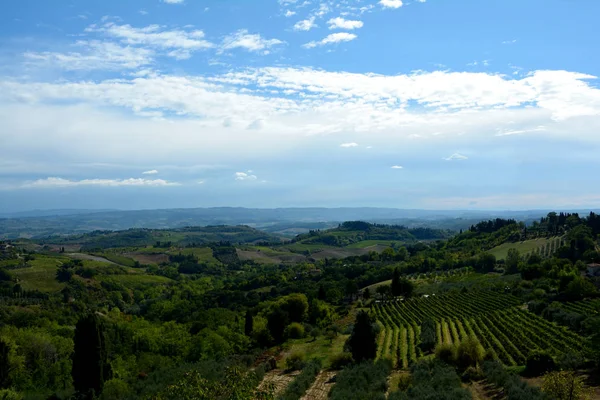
[67,253,117,265]
[258,369,300,397]
[300,371,336,400]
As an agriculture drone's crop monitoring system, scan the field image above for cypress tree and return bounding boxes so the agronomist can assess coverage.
[244,309,253,336]
[347,311,377,363]
[72,314,110,398]
[317,285,326,300]
[391,267,402,297]
[0,339,10,389]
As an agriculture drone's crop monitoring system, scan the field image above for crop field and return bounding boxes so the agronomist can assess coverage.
[373,291,587,368]
[488,237,561,260]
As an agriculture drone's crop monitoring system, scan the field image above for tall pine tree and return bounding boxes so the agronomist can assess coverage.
[72,314,110,398]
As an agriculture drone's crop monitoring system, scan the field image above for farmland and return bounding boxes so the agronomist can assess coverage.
[373,291,587,368]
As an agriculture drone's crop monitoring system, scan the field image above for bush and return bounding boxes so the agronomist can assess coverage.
[435,344,456,365]
[397,374,412,391]
[330,352,353,370]
[101,378,131,400]
[286,352,306,371]
[0,389,22,400]
[542,371,591,400]
[525,351,556,377]
[279,359,322,400]
[285,322,305,339]
[389,360,471,400]
[456,337,484,370]
[483,360,546,400]
[329,359,392,400]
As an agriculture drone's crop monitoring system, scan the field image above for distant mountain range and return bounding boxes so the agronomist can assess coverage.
[1,207,599,239]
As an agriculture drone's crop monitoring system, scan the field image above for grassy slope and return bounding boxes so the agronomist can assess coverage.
[12,255,68,292]
[488,237,557,260]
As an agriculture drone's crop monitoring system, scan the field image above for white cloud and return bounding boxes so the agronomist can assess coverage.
[86,22,213,52]
[303,32,357,48]
[327,17,363,30]
[285,10,297,17]
[235,172,258,181]
[221,30,284,53]
[21,177,179,188]
[294,17,317,31]
[502,39,517,44]
[380,0,403,8]
[443,153,468,161]
[142,169,159,174]
[495,126,546,137]
[314,3,330,17]
[139,10,149,15]
[391,165,403,169]
[24,40,153,70]
[163,0,184,3]
[340,142,358,147]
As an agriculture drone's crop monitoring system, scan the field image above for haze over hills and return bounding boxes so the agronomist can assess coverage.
[2,206,600,239]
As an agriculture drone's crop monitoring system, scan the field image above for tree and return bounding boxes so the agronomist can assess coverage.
[244,310,253,336]
[476,253,496,272]
[376,285,390,301]
[505,248,520,274]
[317,285,327,300]
[565,277,597,301]
[346,311,377,363]
[0,339,10,389]
[542,371,590,400]
[363,287,371,300]
[345,280,359,301]
[72,314,111,398]
[419,319,436,353]
[391,268,402,297]
[267,307,289,343]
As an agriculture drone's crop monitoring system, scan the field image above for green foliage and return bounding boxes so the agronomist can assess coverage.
[435,343,457,365]
[285,323,305,339]
[346,311,377,363]
[278,359,321,400]
[72,314,110,397]
[419,319,436,353]
[389,360,471,400]
[483,360,546,400]
[542,371,590,400]
[155,366,273,400]
[456,337,484,370]
[525,351,556,377]
[329,359,392,400]
[0,389,22,400]
[285,352,306,371]
[329,352,353,370]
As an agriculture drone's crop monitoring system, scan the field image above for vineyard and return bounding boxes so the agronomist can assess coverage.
[373,290,588,368]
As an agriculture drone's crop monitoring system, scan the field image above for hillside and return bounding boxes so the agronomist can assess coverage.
[1,212,599,399]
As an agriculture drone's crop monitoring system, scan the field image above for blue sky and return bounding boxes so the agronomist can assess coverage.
[1,0,600,212]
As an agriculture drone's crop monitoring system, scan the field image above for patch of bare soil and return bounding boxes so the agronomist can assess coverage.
[258,369,301,397]
[300,371,336,400]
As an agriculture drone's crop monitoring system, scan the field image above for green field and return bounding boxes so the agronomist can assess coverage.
[488,237,559,260]
[99,274,172,288]
[12,255,69,292]
[279,333,349,369]
[175,247,221,264]
[345,240,405,249]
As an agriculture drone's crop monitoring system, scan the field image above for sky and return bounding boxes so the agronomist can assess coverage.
[1,0,600,212]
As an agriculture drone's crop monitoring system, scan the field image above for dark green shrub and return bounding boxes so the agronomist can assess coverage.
[525,351,556,377]
[329,352,353,370]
